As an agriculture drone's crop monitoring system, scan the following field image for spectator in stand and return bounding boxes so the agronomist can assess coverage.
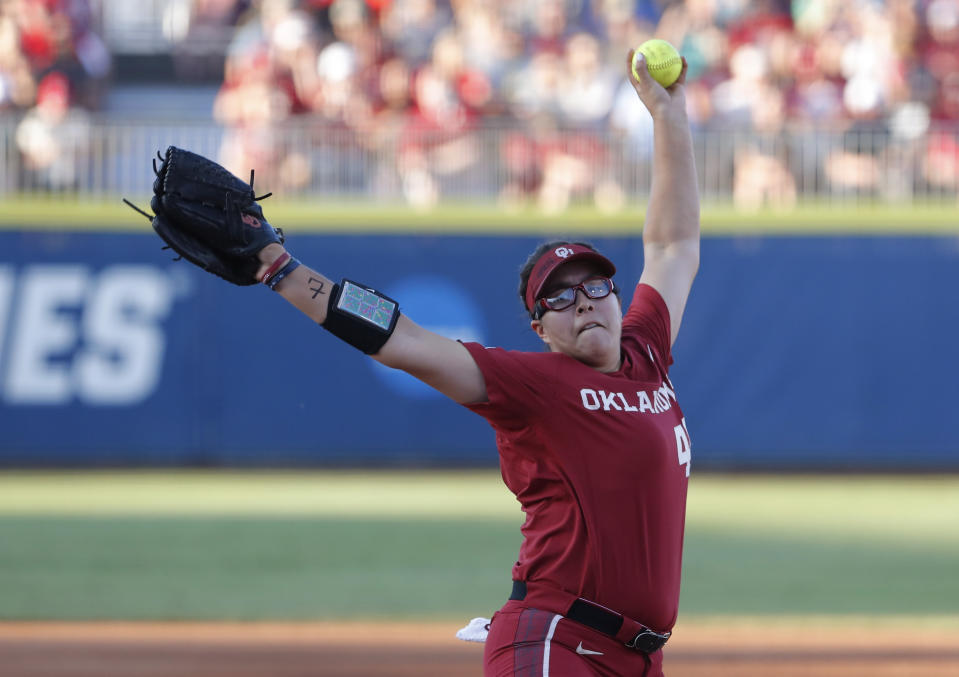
[379,0,450,68]
[395,26,488,206]
[0,10,36,109]
[59,0,111,108]
[172,0,251,80]
[653,0,729,83]
[558,31,619,129]
[498,50,561,207]
[523,0,571,56]
[5,0,109,110]
[12,0,62,79]
[919,0,959,192]
[448,0,523,95]
[215,0,321,191]
[214,46,293,188]
[361,55,413,196]
[313,0,383,126]
[14,70,91,190]
[921,0,959,107]
[543,31,621,211]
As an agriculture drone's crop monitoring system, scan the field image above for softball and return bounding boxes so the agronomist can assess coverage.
[632,39,682,88]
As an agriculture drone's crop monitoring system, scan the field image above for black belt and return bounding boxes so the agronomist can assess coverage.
[510,580,671,654]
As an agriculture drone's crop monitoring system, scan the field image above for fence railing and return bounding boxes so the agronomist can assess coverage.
[3,115,958,207]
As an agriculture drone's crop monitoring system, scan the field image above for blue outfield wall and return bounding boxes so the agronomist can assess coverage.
[0,230,957,470]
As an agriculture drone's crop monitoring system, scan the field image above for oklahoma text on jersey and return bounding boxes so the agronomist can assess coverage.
[579,380,676,413]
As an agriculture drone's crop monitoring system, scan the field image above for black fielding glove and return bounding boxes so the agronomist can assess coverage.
[126,146,284,285]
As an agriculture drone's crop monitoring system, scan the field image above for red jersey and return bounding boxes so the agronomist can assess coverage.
[462,283,690,632]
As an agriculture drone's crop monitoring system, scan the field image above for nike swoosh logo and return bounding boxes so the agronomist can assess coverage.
[575,641,604,656]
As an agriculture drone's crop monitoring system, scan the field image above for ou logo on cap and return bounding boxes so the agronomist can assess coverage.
[555,247,573,258]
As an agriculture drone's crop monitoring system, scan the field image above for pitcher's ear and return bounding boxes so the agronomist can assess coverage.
[531,319,549,345]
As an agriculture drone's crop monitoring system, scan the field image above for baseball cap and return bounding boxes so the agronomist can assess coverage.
[525,243,617,312]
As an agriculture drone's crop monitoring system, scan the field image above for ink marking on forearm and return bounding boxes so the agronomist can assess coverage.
[308,278,326,299]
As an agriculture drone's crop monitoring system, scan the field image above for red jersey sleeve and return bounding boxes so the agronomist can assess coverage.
[459,341,557,430]
[622,283,673,368]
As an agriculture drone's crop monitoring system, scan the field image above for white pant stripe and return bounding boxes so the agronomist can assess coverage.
[542,614,562,677]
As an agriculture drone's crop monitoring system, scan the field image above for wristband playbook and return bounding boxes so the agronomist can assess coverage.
[322,279,400,354]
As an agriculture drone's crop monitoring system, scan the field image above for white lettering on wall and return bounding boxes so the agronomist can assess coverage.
[75,266,174,404]
[5,266,88,404]
[0,267,13,373]
[0,264,180,406]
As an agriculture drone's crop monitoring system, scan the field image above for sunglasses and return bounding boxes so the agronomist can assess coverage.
[533,277,615,319]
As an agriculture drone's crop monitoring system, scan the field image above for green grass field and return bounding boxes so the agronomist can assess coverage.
[0,471,956,624]
[1,198,958,235]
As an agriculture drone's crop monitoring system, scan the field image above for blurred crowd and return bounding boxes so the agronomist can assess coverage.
[209,0,959,208]
[1,0,110,189]
[3,0,959,206]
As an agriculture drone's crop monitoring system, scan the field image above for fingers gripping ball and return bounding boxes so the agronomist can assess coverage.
[632,39,682,88]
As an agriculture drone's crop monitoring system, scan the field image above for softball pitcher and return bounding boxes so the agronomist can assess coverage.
[135,49,698,676]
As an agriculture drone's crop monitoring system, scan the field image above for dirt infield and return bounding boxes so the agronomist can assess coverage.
[1,620,957,677]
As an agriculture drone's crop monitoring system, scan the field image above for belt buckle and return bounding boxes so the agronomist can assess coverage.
[626,628,671,653]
